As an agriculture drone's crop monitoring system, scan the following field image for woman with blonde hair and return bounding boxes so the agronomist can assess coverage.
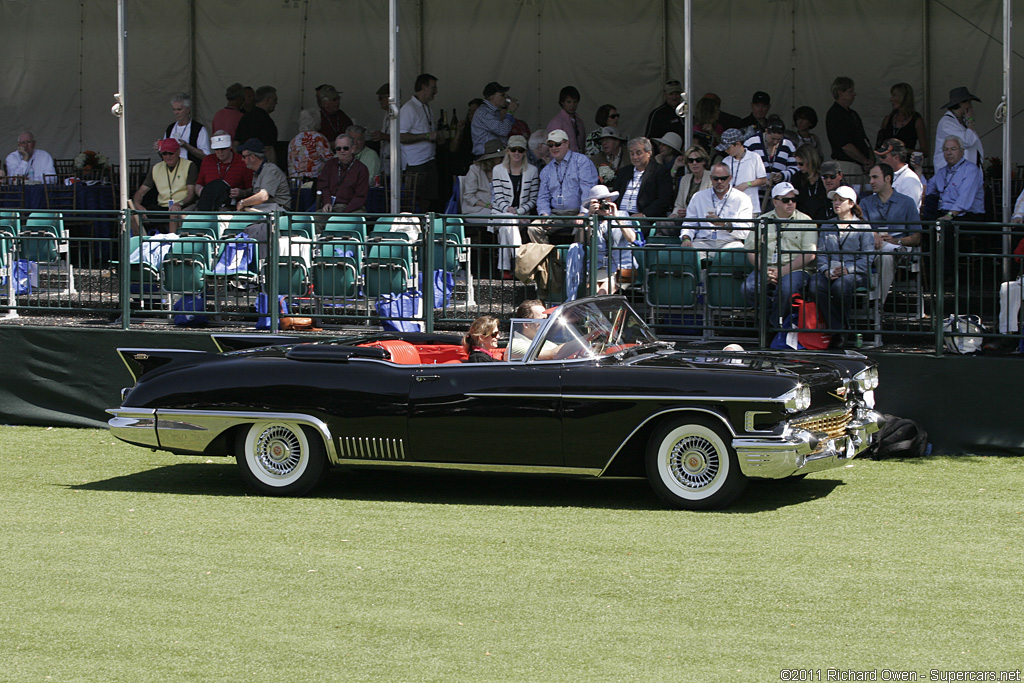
[877,82,927,159]
[669,145,712,217]
[491,134,540,278]
[463,315,502,362]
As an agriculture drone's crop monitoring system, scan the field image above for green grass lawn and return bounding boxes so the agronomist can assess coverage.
[1,426,1021,683]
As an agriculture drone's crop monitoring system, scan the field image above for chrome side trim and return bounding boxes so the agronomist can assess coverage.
[108,408,336,460]
[333,459,603,476]
[467,392,790,403]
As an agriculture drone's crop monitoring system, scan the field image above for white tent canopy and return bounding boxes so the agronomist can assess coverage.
[3,0,1022,179]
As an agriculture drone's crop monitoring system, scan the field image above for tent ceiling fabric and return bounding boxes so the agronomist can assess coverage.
[1,0,1021,168]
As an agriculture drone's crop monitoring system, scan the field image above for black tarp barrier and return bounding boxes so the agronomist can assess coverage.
[0,326,1020,455]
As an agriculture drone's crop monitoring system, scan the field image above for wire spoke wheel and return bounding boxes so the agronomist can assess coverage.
[236,421,326,496]
[646,417,746,510]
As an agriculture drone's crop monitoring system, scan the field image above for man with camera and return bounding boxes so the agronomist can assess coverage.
[471,81,520,155]
[577,185,638,295]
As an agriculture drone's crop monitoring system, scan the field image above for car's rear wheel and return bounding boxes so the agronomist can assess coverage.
[646,416,747,510]
[236,422,326,496]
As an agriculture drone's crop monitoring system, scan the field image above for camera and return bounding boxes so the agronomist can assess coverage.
[598,200,611,211]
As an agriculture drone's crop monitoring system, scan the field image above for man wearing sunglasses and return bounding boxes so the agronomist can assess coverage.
[742,182,816,325]
[530,129,599,243]
[316,134,369,213]
[680,162,753,250]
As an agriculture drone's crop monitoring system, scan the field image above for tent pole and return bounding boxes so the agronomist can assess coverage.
[115,0,128,211]
[1002,0,1013,266]
[389,0,401,214]
[683,0,692,152]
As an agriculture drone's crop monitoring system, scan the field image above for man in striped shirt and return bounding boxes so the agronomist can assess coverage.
[529,129,599,243]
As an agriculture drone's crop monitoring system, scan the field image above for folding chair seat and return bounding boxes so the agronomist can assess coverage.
[323,214,367,242]
[312,240,361,303]
[643,246,700,325]
[364,240,412,298]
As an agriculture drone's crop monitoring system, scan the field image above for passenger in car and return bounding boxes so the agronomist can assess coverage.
[463,315,502,362]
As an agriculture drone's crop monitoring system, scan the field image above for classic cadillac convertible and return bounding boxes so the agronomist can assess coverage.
[108,296,883,510]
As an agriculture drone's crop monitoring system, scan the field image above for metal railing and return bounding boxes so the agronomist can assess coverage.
[2,206,1023,355]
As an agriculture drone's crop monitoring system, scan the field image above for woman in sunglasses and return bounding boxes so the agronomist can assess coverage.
[491,135,540,279]
[790,144,831,220]
[669,145,712,218]
[463,315,502,362]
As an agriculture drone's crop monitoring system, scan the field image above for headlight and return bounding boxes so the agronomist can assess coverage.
[853,366,879,392]
[782,384,811,413]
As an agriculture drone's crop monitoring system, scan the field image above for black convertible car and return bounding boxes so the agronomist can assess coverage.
[108,296,883,509]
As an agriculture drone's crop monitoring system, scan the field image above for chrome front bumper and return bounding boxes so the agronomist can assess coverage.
[733,408,884,479]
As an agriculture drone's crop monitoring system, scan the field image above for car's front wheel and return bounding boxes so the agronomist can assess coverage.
[236,422,327,496]
[646,417,747,510]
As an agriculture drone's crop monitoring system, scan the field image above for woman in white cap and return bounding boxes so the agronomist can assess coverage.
[809,185,875,348]
[491,135,540,278]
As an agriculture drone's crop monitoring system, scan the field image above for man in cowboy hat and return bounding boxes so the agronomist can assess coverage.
[933,86,983,168]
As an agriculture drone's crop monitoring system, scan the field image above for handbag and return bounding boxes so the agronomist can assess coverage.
[794,295,831,350]
[942,315,984,354]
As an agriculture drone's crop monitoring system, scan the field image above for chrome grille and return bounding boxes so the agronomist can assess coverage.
[792,408,852,442]
[338,436,406,460]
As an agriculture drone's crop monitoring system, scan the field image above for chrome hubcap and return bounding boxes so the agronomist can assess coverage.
[669,435,720,489]
[255,426,302,476]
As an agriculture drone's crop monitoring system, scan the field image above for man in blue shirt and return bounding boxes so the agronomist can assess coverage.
[471,82,519,155]
[528,129,599,243]
[862,163,921,304]
[923,135,984,220]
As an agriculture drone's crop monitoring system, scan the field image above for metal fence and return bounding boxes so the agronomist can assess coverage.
[2,206,1023,354]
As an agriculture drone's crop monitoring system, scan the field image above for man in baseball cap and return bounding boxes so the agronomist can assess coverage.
[195,130,254,211]
[472,81,519,155]
[742,181,816,325]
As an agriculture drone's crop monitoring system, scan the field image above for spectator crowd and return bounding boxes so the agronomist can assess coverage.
[5,74,1022,348]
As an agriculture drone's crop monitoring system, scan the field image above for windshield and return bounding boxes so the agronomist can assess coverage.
[512,296,659,362]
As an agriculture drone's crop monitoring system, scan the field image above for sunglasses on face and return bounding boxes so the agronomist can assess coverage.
[775,196,797,204]
[711,175,730,182]
[334,146,350,152]
[822,174,838,179]
[547,141,566,148]
[686,157,705,163]
[509,147,526,153]
[608,113,620,119]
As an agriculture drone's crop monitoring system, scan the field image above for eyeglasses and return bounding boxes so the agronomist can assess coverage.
[608,113,620,119]
[547,141,566,148]
[710,175,730,182]
[509,147,525,153]
[686,157,705,164]
[821,174,838,180]
[334,146,350,152]
[159,151,176,157]
[775,196,797,204]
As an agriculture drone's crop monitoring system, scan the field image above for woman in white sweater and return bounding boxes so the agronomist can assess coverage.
[490,135,539,278]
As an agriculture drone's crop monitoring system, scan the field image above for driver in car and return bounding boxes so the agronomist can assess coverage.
[506,299,563,360]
